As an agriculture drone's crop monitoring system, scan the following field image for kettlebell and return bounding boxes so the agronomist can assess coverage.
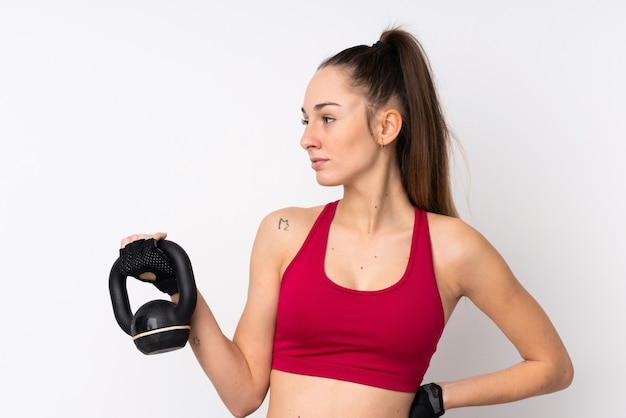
[109,240,197,355]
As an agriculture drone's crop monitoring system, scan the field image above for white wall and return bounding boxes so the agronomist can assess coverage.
[1,1,624,417]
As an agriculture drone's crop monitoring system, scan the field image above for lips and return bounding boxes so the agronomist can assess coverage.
[310,158,327,170]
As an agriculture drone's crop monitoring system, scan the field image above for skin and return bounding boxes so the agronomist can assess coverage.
[121,66,573,417]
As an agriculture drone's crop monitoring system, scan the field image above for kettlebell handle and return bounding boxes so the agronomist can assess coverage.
[109,240,197,337]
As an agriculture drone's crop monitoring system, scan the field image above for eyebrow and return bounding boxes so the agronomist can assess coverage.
[301,102,342,114]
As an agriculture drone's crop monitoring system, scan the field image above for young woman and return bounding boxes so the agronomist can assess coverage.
[119,28,573,417]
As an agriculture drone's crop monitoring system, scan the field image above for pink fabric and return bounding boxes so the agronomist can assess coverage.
[272,200,444,392]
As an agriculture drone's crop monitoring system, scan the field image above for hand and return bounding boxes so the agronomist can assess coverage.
[120,232,168,252]
[118,232,179,295]
[409,383,445,418]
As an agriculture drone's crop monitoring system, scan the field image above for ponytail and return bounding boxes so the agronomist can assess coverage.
[320,28,458,217]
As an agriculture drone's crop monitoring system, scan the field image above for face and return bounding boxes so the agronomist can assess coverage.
[300,66,382,187]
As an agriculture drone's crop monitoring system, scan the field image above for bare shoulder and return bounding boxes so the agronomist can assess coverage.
[426,212,511,300]
[426,212,491,262]
[258,205,325,235]
[253,204,326,275]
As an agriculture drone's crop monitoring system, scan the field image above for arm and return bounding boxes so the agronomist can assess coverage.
[428,215,574,410]
[123,213,283,418]
[183,213,283,417]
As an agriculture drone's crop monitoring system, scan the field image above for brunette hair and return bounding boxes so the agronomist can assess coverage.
[319,28,458,217]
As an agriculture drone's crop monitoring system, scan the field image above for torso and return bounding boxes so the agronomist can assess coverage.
[267,370,415,417]
[266,202,459,417]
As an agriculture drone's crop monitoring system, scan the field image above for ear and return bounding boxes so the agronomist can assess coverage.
[376,108,402,147]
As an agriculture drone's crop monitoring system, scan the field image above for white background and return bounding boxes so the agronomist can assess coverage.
[1,1,624,417]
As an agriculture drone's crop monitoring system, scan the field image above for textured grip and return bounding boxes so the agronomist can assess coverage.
[118,238,178,295]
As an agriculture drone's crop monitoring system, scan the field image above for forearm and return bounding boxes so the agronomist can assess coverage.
[179,291,267,417]
[439,358,573,410]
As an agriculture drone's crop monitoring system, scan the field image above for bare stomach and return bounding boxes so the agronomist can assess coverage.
[266,370,414,418]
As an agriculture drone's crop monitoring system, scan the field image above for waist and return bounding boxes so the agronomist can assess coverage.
[267,369,414,418]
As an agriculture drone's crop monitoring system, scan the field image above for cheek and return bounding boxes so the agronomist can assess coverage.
[338,140,380,177]
[346,131,379,159]
[337,125,376,151]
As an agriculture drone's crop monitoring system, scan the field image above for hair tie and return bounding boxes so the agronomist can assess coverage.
[372,40,393,52]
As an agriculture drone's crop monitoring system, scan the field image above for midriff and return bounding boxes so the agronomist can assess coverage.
[266,370,414,417]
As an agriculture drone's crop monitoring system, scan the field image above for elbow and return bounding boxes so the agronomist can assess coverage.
[544,353,574,394]
[526,350,574,396]
[557,357,574,391]
[220,371,269,417]
[226,392,266,418]
[229,408,251,418]
[228,402,262,418]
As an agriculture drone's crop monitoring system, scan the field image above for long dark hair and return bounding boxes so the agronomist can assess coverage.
[319,28,457,217]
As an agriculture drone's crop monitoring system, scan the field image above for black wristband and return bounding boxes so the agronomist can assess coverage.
[409,382,445,418]
[118,238,179,295]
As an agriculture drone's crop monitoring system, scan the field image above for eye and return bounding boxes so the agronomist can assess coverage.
[323,116,335,124]
[300,118,309,126]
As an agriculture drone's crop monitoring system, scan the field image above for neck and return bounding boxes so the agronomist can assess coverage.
[332,146,414,235]
[336,180,414,237]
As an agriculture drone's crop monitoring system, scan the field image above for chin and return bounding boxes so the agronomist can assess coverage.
[315,176,342,187]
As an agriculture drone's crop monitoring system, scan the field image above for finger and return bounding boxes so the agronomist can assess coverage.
[119,232,168,249]
[138,272,157,281]
[153,231,168,241]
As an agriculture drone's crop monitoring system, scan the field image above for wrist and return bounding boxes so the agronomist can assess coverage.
[438,382,454,410]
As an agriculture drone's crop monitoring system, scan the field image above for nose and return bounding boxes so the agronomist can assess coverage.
[300,123,321,151]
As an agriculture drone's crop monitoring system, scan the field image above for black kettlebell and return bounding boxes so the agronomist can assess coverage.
[109,240,197,355]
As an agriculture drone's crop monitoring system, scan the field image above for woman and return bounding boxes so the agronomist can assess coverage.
[119,28,573,417]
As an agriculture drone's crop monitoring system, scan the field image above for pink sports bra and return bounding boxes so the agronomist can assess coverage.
[272,201,444,392]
